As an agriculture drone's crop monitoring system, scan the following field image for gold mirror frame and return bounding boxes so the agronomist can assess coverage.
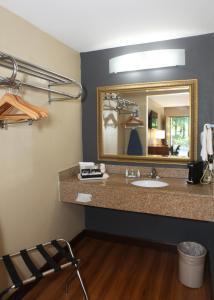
[97,79,198,164]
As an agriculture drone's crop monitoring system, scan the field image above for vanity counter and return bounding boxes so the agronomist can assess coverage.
[59,167,214,222]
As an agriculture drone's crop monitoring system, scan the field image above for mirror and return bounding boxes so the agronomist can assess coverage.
[97,79,198,164]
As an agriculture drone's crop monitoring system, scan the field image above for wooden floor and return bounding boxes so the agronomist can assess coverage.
[18,236,211,300]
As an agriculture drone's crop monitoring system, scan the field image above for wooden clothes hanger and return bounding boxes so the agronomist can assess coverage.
[121,115,144,128]
[0,102,12,115]
[0,92,48,121]
[0,93,39,120]
[0,114,33,121]
[15,95,48,118]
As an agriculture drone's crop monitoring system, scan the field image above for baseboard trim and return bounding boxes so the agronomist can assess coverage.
[70,230,86,247]
[84,229,177,252]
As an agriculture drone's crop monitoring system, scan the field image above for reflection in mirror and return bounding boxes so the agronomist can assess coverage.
[98,80,197,164]
[147,90,190,158]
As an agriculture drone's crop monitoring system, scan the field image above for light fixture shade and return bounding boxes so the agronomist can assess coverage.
[109,49,185,73]
[155,129,166,139]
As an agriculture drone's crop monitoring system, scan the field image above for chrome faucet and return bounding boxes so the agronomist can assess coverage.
[125,168,141,178]
[150,167,157,179]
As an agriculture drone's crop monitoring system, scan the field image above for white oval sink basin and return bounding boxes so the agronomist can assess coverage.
[131,180,169,188]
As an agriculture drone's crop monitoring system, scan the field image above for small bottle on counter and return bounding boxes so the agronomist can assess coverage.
[100,163,106,174]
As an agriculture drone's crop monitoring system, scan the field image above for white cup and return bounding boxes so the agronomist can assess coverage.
[100,163,106,174]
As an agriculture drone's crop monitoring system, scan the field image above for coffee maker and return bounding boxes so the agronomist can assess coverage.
[187,161,204,184]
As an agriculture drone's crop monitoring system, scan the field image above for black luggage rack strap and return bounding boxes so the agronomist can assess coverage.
[0,239,88,300]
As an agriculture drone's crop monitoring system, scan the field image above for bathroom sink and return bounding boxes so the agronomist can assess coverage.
[131,180,169,188]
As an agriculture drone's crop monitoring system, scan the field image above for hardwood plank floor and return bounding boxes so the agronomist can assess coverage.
[19,237,211,300]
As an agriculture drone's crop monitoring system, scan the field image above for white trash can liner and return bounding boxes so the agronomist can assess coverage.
[178,242,206,257]
[177,241,207,288]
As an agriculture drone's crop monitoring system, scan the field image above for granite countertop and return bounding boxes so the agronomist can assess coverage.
[59,166,214,222]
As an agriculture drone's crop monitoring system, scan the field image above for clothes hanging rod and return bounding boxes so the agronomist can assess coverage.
[0,119,34,129]
[0,61,63,83]
[0,51,73,82]
[0,51,82,100]
[0,76,81,99]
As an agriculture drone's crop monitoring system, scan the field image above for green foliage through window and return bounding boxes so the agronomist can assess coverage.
[170,116,189,148]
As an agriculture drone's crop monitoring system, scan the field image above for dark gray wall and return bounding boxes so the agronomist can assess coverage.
[85,208,213,247]
[81,33,214,164]
[81,34,214,296]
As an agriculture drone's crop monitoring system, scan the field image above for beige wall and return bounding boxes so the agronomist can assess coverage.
[148,98,165,129]
[164,106,190,117]
[0,6,84,289]
[148,98,165,146]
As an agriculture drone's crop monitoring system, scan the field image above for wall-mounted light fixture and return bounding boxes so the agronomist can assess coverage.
[149,128,166,146]
[109,49,185,73]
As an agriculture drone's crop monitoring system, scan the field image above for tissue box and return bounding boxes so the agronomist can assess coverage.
[80,168,103,179]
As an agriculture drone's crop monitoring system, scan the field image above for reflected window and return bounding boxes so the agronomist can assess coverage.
[168,116,190,157]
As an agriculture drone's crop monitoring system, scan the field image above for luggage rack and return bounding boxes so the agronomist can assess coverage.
[0,239,88,300]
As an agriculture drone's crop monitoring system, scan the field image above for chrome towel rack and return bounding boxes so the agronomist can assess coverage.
[0,51,82,101]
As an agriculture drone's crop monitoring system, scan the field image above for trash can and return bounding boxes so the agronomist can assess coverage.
[177,241,207,288]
